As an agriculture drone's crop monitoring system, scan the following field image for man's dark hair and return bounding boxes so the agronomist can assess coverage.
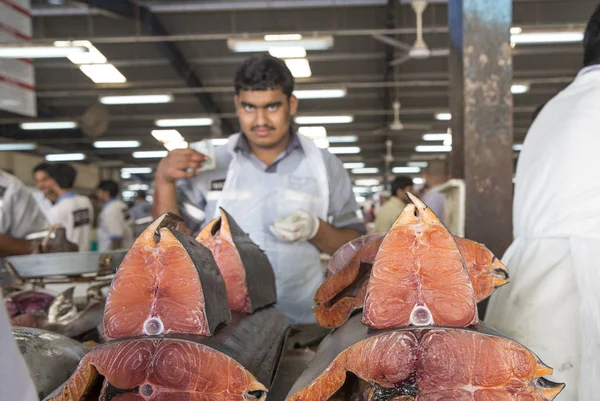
[584,4,600,66]
[32,162,53,175]
[391,176,414,196]
[136,190,147,200]
[97,180,119,199]
[234,55,295,97]
[48,163,77,189]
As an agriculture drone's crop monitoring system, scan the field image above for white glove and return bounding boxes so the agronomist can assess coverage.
[269,209,320,242]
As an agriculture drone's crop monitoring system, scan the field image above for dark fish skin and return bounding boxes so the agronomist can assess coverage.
[220,208,277,311]
[14,327,87,400]
[170,228,231,334]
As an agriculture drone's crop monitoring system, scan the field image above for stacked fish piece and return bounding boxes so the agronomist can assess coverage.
[286,194,565,401]
[46,211,285,401]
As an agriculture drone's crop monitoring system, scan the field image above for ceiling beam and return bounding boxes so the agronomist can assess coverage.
[75,0,234,135]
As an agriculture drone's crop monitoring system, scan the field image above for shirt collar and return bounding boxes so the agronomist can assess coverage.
[55,191,77,204]
[102,197,117,210]
[577,64,600,77]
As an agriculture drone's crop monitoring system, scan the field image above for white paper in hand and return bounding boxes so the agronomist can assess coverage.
[190,140,216,172]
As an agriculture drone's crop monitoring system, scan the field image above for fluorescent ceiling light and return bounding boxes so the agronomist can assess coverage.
[79,64,127,84]
[295,115,354,124]
[355,196,366,203]
[269,47,306,58]
[122,190,136,198]
[133,151,169,158]
[155,118,213,127]
[435,112,452,121]
[46,153,85,161]
[415,145,452,152]
[513,144,524,151]
[413,177,425,185]
[511,84,530,94]
[151,129,183,143]
[164,141,188,151]
[353,186,370,194]
[423,133,451,141]
[328,135,357,143]
[298,126,326,138]
[407,161,428,168]
[510,27,523,35]
[355,179,380,186]
[211,138,229,146]
[293,89,347,99]
[328,146,361,154]
[20,121,78,130]
[0,143,37,151]
[121,172,131,179]
[121,167,152,174]
[264,34,303,41]
[343,162,365,169]
[228,35,333,52]
[392,167,421,174]
[352,167,379,174]
[128,184,149,191]
[313,139,330,149]
[54,40,106,64]
[93,140,140,148]
[100,94,173,105]
[511,31,583,44]
[0,44,87,59]
[285,58,312,78]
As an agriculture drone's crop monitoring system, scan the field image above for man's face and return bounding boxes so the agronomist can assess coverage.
[96,189,109,203]
[34,170,58,201]
[235,89,298,150]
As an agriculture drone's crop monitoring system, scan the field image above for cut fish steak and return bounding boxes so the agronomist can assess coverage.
[196,208,276,313]
[286,315,564,401]
[315,232,509,328]
[363,193,478,329]
[103,213,230,339]
[45,338,268,401]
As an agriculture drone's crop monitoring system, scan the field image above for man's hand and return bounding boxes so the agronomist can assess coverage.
[269,210,320,242]
[156,149,208,184]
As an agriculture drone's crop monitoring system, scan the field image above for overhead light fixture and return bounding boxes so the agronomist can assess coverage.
[133,151,169,158]
[295,115,354,125]
[510,27,523,35]
[155,118,213,127]
[413,177,425,185]
[423,133,451,141]
[264,34,303,41]
[435,112,452,121]
[353,186,370,194]
[392,167,421,174]
[228,35,333,52]
[211,138,229,146]
[285,58,312,78]
[93,140,141,148]
[121,167,152,174]
[0,43,88,59]
[20,121,78,130]
[407,161,428,168]
[152,129,184,143]
[513,144,524,151]
[352,167,379,174]
[79,64,127,83]
[293,89,347,99]
[122,190,136,199]
[328,146,361,154]
[328,135,357,143]
[269,47,307,58]
[355,195,366,203]
[415,145,452,152]
[128,183,149,191]
[298,126,327,138]
[0,143,37,151]
[121,172,132,179]
[54,40,106,64]
[100,94,174,105]
[164,141,188,151]
[46,153,86,161]
[355,179,380,186]
[511,84,530,94]
[343,162,365,169]
[511,31,583,44]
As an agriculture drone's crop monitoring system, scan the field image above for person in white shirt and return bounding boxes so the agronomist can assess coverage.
[96,180,134,251]
[46,164,94,251]
[0,169,49,256]
[129,190,153,224]
[421,159,449,223]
